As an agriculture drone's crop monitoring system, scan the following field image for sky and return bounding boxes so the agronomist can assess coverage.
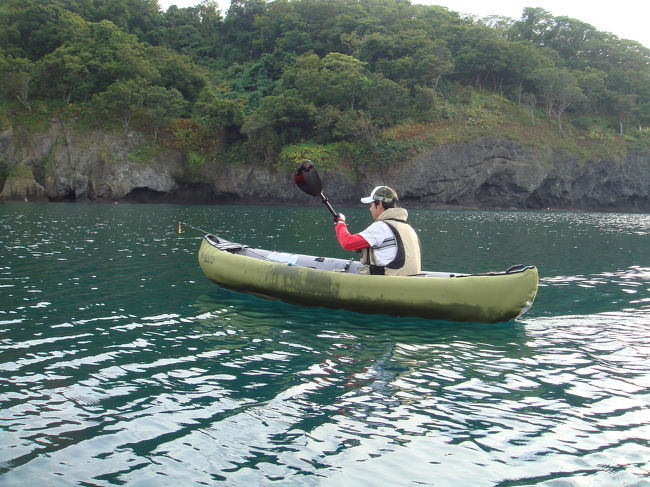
[157,0,650,49]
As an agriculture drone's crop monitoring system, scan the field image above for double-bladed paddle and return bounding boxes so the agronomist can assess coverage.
[294,160,337,218]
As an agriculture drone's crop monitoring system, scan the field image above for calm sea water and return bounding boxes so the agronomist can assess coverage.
[0,202,648,487]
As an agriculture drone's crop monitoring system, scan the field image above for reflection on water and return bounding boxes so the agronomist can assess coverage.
[0,203,649,486]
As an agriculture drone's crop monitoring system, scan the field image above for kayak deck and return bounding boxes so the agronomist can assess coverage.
[203,234,473,278]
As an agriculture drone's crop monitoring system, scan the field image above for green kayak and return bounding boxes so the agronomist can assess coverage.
[198,234,538,323]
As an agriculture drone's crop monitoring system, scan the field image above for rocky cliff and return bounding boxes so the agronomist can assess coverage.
[387,138,650,211]
[1,122,648,211]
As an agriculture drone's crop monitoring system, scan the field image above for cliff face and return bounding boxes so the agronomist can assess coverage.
[388,137,650,211]
[1,123,649,211]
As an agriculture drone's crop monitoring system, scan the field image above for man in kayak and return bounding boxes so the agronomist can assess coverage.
[334,186,422,276]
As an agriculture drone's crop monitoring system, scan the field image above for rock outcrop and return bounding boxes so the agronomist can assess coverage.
[388,137,650,210]
[0,124,648,211]
[0,172,47,202]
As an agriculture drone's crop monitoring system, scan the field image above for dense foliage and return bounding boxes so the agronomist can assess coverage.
[2,0,650,167]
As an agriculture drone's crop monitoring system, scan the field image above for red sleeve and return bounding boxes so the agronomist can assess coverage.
[335,222,370,251]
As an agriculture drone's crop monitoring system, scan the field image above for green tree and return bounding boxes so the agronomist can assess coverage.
[280,51,409,139]
[141,85,187,141]
[609,93,637,136]
[533,67,586,132]
[37,19,156,102]
[512,7,556,47]
[0,52,36,111]
[92,77,146,133]
[361,74,409,126]
[453,25,513,92]
[221,0,267,62]
[194,88,245,128]
[156,1,221,58]
[574,68,608,114]
[0,0,79,60]
[410,41,454,88]
[193,87,246,145]
[92,79,184,139]
[505,41,554,103]
[58,0,164,43]
[253,90,316,144]
[283,52,370,110]
[254,0,312,55]
[146,46,206,103]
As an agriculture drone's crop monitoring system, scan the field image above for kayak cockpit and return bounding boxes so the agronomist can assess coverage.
[204,234,467,278]
[205,234,363,274]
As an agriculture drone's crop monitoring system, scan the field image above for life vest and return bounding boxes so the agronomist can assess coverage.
[360,208,421,276]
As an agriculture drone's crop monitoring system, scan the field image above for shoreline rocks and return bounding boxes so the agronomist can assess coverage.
[1,125,648,211]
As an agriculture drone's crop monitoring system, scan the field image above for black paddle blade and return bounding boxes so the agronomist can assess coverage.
[294,160,323,197]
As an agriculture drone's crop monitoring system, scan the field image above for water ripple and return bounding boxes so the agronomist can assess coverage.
[1,204,649,486]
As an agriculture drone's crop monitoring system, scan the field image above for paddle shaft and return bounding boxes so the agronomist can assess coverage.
[320,192,337,218]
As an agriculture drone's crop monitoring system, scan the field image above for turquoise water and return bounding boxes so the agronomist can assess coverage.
[1,202,649,486]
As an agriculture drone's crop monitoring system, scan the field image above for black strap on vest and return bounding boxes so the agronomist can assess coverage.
[384,222,405,269]
[369,221,405,274]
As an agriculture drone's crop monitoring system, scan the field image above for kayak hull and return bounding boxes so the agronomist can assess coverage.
[198,235,538,323]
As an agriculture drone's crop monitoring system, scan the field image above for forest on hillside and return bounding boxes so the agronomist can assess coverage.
[2,0,650,171]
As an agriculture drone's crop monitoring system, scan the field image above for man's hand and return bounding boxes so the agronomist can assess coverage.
[333,213,346,224]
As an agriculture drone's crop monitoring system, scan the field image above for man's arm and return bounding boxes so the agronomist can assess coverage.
[334,221,370,251]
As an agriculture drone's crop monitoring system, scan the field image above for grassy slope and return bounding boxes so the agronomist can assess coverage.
[382,92,650,163]
[2,93,649,176]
